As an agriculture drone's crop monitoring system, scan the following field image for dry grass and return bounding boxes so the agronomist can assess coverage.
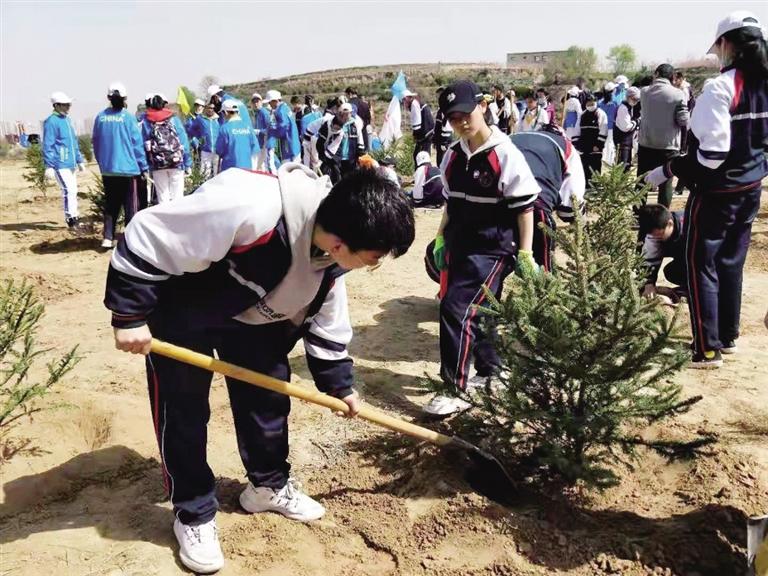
[77,401,113,451]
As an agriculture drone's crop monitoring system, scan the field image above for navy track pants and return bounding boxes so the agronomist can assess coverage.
[146,319,293,525]
[684,185,761,353]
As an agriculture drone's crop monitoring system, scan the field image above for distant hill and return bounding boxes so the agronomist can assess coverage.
[222,62,719,118]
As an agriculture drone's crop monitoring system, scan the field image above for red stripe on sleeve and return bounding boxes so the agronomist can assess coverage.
[731,69,744,112]
[230,228,276,253]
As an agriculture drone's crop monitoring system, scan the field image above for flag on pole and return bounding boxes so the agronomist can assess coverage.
[177,86,191,117]
[379,71,408,148]
[390,71,408,101]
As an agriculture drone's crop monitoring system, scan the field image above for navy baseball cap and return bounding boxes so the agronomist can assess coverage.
[439,80,483,115]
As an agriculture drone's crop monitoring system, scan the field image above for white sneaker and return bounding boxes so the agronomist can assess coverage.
[239,478,325,522]
[173,517,224,574]
[100,238,113,249]
[422,394,472,416]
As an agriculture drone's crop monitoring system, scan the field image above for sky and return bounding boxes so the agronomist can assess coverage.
[2,0,766,132]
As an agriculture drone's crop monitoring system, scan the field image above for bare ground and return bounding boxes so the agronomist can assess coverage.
[0,159,766,576]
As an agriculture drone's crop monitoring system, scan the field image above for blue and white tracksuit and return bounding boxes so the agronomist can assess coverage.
[268,102,301,164]
[439,126,540,389]
[92,107,150,240]
[661,67,768,354]
[598,99,619,165]
[216,116,258,171]
[43,112,84,220]
[104,165,355,525]
[510,130,585,271]
[255,106,277,173]
[188,114,221,177]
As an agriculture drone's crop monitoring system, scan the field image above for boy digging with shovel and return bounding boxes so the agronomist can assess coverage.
[104,164,414,573]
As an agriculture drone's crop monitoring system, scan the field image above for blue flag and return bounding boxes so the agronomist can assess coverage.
[390,71,408,101]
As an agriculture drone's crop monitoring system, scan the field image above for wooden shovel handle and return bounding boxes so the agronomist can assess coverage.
[150,339,453,447]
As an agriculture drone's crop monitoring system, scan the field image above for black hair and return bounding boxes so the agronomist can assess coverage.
[326,96,341,109]
[148,95,165,110]
[345,86,355,96]
[638,204,672,235]
[654,63,675,81]
[602,90,612,104]
[316,169,415,257]
[305,94,314,106]
[723,25,768,82]
[493,83,504,91]
[109,95,126,109]
[290,95,301,105]
[536,88,549,96]
[673,70,685,80]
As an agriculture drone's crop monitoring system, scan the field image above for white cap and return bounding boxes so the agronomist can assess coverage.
[709,11,764,53]
[222,99,240,113]
[50,91,72,104]
[339,102,353,113]
[415,151,431,167]
[108,82,127,97]
[604,82,616,92]
[567,86,580,96]
[251,92,262,101]
[194,98,205,106]
[265,89,281,102]
[207,85,222,97]
[401,89,416,98]
[614,75,629,85]
[627,86,641,99]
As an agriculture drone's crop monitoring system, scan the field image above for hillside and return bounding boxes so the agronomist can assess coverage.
[223,61,719,119]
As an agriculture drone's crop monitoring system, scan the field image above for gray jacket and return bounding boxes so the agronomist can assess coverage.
[638,78,689,150]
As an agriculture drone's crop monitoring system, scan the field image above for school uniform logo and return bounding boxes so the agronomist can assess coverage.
[473,169,494,188]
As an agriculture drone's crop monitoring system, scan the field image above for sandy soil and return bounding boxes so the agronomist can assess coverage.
[0,159,766,576]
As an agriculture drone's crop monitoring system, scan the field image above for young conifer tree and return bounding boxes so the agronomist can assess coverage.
[442,166,707,488]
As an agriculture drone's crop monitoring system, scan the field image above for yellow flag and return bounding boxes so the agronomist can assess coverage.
[177,87,191,117]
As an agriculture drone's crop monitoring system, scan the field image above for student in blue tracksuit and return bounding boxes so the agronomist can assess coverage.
[92,82,149,249]
[185,98,205,156]
[188,103,221,178]
[598,82,619,165]
[43,91,85,230]
[644,10,768,368]
[216,99,258,171]
[251,93,277,173]
[299,104,322,168]
[266,90,301,165]
[206,85,250,127]
[141,94,192,204]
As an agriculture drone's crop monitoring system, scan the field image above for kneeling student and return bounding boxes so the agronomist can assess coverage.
[104,165,415,574]
[409,151,444,207]
[638,204,687,300]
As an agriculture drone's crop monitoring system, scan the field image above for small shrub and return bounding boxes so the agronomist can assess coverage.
[22,144,48,196]
[78,135,93,163]
[0,279,80,433]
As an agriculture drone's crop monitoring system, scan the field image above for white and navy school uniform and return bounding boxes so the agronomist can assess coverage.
[410,98,435,164]
[572,106,608,187]
[411,161,445,207]
[661,66,768,353]
[438,126,540,389]
[432,109,454,166]
[641,210,686,290]
[613,100,640,171]
[104,164,355,525]
[510,130,586,271]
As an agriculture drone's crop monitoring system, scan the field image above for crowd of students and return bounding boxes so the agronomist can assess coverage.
[32,10,768,573]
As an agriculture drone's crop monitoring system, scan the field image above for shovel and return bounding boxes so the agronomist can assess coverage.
[150,339,517,502]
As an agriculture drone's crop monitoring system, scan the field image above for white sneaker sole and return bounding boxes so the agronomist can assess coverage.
[721,347,737,355]
[689,360,723,370]
[178,550,224,574]
[238,491,325,522]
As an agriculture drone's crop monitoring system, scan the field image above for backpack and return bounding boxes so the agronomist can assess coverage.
[148,119,183,169]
